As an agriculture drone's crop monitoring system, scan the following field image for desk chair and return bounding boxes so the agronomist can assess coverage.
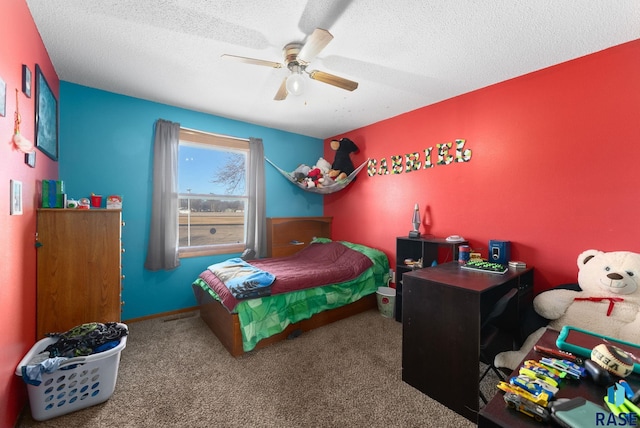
[479,287,518,404]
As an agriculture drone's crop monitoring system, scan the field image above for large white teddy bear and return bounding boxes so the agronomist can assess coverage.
[495,249,640,370]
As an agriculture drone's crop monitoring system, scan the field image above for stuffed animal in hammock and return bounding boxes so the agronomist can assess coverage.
[328,137,359,181]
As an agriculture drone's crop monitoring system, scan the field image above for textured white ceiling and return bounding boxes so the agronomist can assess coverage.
[26,0,640,139]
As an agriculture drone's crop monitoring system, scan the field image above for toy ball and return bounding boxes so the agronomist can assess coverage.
[591,343,635,378]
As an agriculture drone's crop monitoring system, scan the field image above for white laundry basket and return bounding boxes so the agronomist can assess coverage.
[15,323,127,421]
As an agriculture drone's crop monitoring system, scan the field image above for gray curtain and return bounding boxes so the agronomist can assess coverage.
[144,119,180,271]
[247,137,266,257]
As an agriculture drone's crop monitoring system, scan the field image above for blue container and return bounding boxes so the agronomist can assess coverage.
[458,245,471,263]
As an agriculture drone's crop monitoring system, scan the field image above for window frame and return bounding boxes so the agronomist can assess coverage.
[177,128,249,258]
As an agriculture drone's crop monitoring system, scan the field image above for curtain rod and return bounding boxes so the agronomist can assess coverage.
[180,126,250,142]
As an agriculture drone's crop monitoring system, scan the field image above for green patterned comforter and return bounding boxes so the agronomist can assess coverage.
[193,240,389,352]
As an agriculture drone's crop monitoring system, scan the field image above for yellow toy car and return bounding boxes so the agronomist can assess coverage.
[497,381,550,407]
[504,391,551,422]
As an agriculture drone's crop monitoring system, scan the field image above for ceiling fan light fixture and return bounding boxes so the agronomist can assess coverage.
[285,71,305,96]
[222,28,359,100]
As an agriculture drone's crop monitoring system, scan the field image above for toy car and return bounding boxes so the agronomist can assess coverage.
[504,391,551,422]
[497,381,550,407]
[512,372,559,397]
[523,360,565,380]
[540,357,586,379]
[519,366,560,389]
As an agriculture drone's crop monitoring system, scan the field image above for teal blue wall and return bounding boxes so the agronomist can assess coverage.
[59,82,323,320]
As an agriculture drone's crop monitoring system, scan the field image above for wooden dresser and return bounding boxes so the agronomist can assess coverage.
[36,209,123,338]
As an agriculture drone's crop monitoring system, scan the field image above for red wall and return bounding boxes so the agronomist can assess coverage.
[325,39,640,293]
[0,2,59,426]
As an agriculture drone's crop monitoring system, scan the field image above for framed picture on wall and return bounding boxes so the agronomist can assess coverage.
[22,64,32,98]
[10,180,23,215]
[25,151,36,168]
[0,74,6,117]
[35,64,58,161]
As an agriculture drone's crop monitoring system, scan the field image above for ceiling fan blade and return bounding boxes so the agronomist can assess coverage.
[309,70,358,91]
[274,78,288,101]
[298,28,333,64]
[221,54,282,68]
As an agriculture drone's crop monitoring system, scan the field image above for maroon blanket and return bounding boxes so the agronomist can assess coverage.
[198,241,374,311]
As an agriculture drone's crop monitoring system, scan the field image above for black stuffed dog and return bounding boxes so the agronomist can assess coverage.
[328,137,359,181]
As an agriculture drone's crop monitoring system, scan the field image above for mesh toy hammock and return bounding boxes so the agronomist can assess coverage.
[266,157,369,195]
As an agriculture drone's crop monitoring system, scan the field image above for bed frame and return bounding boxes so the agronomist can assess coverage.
[195,216,378,357]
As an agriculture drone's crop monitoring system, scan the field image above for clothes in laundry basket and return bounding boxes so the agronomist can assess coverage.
[44,322,128,358]
[21,354,68,386]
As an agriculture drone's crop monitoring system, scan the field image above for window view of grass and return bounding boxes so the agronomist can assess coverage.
[178,210,244,247]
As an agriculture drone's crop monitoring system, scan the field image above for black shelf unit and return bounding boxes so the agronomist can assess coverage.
[395,236,467,322]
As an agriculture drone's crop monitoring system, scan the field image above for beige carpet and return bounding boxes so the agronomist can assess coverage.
[16,309,500,427]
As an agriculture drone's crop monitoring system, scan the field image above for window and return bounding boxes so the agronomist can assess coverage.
[178,128,249,257]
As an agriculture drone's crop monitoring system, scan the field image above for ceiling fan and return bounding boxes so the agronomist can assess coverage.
[222,28,358,101]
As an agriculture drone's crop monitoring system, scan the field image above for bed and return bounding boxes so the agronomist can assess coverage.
[192,216,390,357]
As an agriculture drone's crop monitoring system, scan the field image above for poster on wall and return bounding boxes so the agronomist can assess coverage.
[35,64,58,161]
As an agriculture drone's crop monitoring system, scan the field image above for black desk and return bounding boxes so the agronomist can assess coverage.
[478,328,640,427]
[401,262,534,422]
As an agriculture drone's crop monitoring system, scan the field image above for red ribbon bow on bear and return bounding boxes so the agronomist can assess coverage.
[573,296,624,316]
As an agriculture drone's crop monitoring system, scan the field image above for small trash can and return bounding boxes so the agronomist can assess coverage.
[376,286,396,318]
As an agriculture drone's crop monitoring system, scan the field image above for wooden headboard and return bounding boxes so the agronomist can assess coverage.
[266,217,333,258]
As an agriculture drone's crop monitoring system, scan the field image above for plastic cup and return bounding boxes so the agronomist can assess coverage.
[90,195,102,208]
